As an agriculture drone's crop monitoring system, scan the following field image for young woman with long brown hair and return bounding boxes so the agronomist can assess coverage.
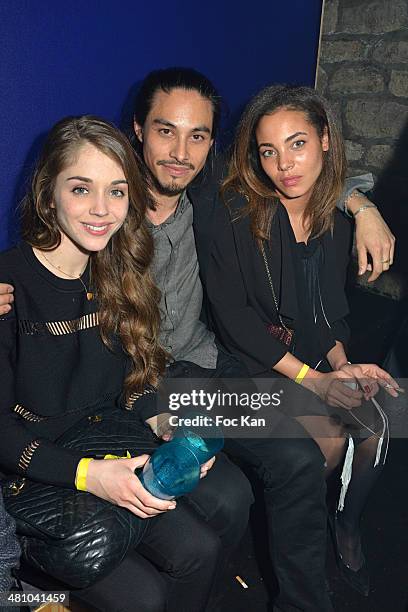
[0,115,247,612]
[206,85,399,599]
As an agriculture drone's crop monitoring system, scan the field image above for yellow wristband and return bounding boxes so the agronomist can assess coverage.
[75,458,93,491]
[103,451,132,460]
[295,363,310,384]
[76,452,132,490]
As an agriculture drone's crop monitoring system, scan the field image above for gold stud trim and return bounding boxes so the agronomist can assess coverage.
[18,439,41,472]
[125,388,156,410]
[13,404,46,422]
[19,312,99,336]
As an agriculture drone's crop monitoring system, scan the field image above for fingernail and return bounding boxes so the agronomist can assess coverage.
[364,385,370,393]
[358,269,364,275]
[169,504,176,509]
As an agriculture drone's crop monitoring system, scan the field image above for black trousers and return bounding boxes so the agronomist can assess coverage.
[74,451,253,612]
[166,350,333,612]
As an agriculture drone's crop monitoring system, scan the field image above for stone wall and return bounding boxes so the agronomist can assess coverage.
[317,0,408,294]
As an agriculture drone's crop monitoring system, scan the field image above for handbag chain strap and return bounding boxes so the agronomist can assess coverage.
[260,242,291,334]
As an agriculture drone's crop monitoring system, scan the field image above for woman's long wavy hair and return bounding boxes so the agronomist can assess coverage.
[222,85,347,244]
[20,115,167,395]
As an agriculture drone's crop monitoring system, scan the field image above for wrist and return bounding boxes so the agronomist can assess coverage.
[294,363,310,384]
[301,369,323,394]
[326,341,347,371]
[332,359,350,371]
[75,457,94,491]
[304,368,322,379]
[353,203,378,218]
[85,458,106,496]
[345,190,367,216]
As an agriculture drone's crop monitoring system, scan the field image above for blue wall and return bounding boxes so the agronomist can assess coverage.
[0,0,322,249]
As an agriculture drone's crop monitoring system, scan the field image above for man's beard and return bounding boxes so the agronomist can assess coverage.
[147,161,195,197]
[150,173,186,197]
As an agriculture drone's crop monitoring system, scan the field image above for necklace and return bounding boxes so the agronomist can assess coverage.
[40,251,94,301]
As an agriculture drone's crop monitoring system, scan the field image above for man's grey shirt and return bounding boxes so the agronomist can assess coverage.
[147,192,218,368]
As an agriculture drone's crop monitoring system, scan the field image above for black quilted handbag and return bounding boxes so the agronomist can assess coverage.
[2,406,159,588]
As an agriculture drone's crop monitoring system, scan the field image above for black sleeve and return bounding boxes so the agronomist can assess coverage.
[330,212,353,348]
[0,312,86,489]
[332,320,350,347]
[122,386,163,423]
[206,200,289,375]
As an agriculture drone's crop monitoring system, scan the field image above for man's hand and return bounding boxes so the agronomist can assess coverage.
[347,195,395,282]
[0,284,14,315]
[355,208,395,281]
[86,455,177,518]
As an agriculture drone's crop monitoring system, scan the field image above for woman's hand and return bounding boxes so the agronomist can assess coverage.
[340,363,400,398]
[337,362,379,399]
[200,456,216,479]
[86,455,176,519]
[303,370,364,409]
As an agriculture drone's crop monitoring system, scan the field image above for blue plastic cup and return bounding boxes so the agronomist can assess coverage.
[173,413,224,464]
[139,442,200,500]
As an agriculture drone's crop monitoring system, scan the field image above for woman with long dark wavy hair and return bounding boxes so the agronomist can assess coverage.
[0,115,235,612]
[206,85,399,599]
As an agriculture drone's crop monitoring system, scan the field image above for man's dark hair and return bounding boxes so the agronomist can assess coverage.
[133,67,221,138]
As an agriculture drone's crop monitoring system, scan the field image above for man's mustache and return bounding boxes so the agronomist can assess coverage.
[157,160,195,170]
